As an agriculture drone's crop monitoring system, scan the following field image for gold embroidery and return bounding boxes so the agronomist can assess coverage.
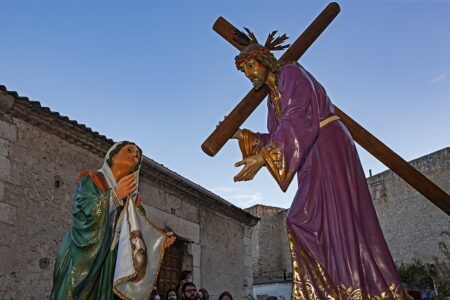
[270,90,282,121]
[239,129,261,158]
[288,231,338,300]
[260,141,293,192]
[336,283,407,300]
[288,231,407,300]
[251,134,261,149]
[266,142,287,179]
[92,192,106,217]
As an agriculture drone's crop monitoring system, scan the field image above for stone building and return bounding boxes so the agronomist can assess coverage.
[246,147,450,299]
[0,85,259,299]
[244,205,290,284]
[367,147,450,264]
[244,205,291,299]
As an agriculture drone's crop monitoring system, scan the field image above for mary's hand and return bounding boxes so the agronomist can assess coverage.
[114,173,137,200]
[234,153,265,182]
[163,232,176,249]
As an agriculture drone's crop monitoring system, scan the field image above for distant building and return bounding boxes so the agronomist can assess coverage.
[367,147,450,264]
[244,205,290,299]
[0,85,259,299]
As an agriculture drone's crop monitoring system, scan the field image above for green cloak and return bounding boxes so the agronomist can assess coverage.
[51,171,121,300]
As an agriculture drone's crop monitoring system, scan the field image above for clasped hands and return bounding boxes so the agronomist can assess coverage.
[232,128,265,182]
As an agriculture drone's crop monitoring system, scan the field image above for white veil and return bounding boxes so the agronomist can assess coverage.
[99,142,167,300]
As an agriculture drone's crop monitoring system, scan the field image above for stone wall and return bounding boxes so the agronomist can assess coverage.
[368,147,450,264]
[0,112,256,299]
[199,208,253,298]
[245,205,290,282]
[279,210,291,276]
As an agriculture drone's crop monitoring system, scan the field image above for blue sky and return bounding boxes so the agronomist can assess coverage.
[1,1,449,208]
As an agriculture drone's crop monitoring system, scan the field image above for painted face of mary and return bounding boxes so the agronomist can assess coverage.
[111,144,141,174]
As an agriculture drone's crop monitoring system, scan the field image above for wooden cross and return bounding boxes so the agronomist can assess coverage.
[201,2,450,216]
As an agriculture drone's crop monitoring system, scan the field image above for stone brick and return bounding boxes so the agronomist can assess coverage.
[0,138,8,157]
[245,205,287,279]
[180,199,199,223]
[0,156,11,181]
[0,119,16,142]
[0,91,14,113]
[165,191,181,217]
[140,179,165,210]
[192,266,201,288]
[0,262,18,299]
[0,201,16,225]
[190,243,201,268]
[200,208,248,299]
[143,205,200,243]
[0,182,4,201]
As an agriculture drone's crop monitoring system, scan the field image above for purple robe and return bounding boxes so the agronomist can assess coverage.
[239,64,407,299]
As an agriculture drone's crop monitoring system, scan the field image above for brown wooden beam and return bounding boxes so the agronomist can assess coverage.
[335,107,450,215]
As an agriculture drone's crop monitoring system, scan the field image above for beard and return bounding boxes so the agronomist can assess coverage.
[251,68,269,90]
[184,293,198,300]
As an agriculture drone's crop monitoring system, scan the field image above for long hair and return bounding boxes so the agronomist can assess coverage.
[218,291,233,300]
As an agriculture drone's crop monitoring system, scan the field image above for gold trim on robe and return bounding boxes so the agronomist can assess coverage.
[238,129,262,158]
[260,142,293,192]
[287,231,408,300]
[237,131,293,192]
[237,115,341,193]
[288,230,339,300]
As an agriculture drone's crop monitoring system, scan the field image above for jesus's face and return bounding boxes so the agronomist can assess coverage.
[241,58,269,90]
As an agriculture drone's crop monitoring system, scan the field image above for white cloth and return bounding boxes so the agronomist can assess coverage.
[98,142,166,300]
[113,199,166,299]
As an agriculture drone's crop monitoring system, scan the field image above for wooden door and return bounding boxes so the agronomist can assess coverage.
[157,240,183,298]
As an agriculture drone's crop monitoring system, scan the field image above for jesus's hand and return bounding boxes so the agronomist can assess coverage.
[234,153,265,182]
[231,128,244,141]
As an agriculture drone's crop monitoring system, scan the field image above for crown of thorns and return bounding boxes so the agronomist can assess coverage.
[233,27,290,51]
[234,28,290,72]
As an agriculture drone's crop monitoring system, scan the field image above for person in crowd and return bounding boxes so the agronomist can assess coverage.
[198,288,210,300]
[218,291,233,300]
[166,288,178,300]
[181,282,198,300]
[421,286,433,300]
[177,270,192,299]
